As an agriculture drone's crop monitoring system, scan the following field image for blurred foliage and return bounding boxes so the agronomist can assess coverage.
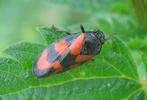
[0,0,147,99]
[0,0,147,51]
[132,0,147,27]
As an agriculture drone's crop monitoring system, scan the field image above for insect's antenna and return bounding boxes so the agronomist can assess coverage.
[80,24,85,33]
[105,33,115,41]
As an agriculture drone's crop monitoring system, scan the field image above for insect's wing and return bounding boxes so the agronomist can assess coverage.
[69,33,85,56]
[57,33,86,69]
[33,34,79,77]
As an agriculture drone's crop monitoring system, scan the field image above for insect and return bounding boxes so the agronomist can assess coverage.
[33,25,105,77]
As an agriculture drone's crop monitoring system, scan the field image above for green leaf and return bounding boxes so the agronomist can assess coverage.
[103,37,138,79]
[2,42,46,87]
[3,42,45,70]
[128,38,147,53]
[0,34,146,99]
[0,57,28,95]
[1,78,141,100]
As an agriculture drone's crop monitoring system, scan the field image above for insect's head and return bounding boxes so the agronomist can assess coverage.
[80,25,105,45]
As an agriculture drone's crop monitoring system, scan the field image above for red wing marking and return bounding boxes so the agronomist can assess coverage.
[55,40,69,55]
[70,33,85,56]
[52,60,62,72]
[37,49,51,70]
[76,55,93,63]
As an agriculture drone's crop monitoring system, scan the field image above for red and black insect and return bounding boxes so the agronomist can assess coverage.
[33,25,105,77]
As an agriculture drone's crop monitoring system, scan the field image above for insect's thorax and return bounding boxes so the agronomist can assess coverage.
[80,31,105,55]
